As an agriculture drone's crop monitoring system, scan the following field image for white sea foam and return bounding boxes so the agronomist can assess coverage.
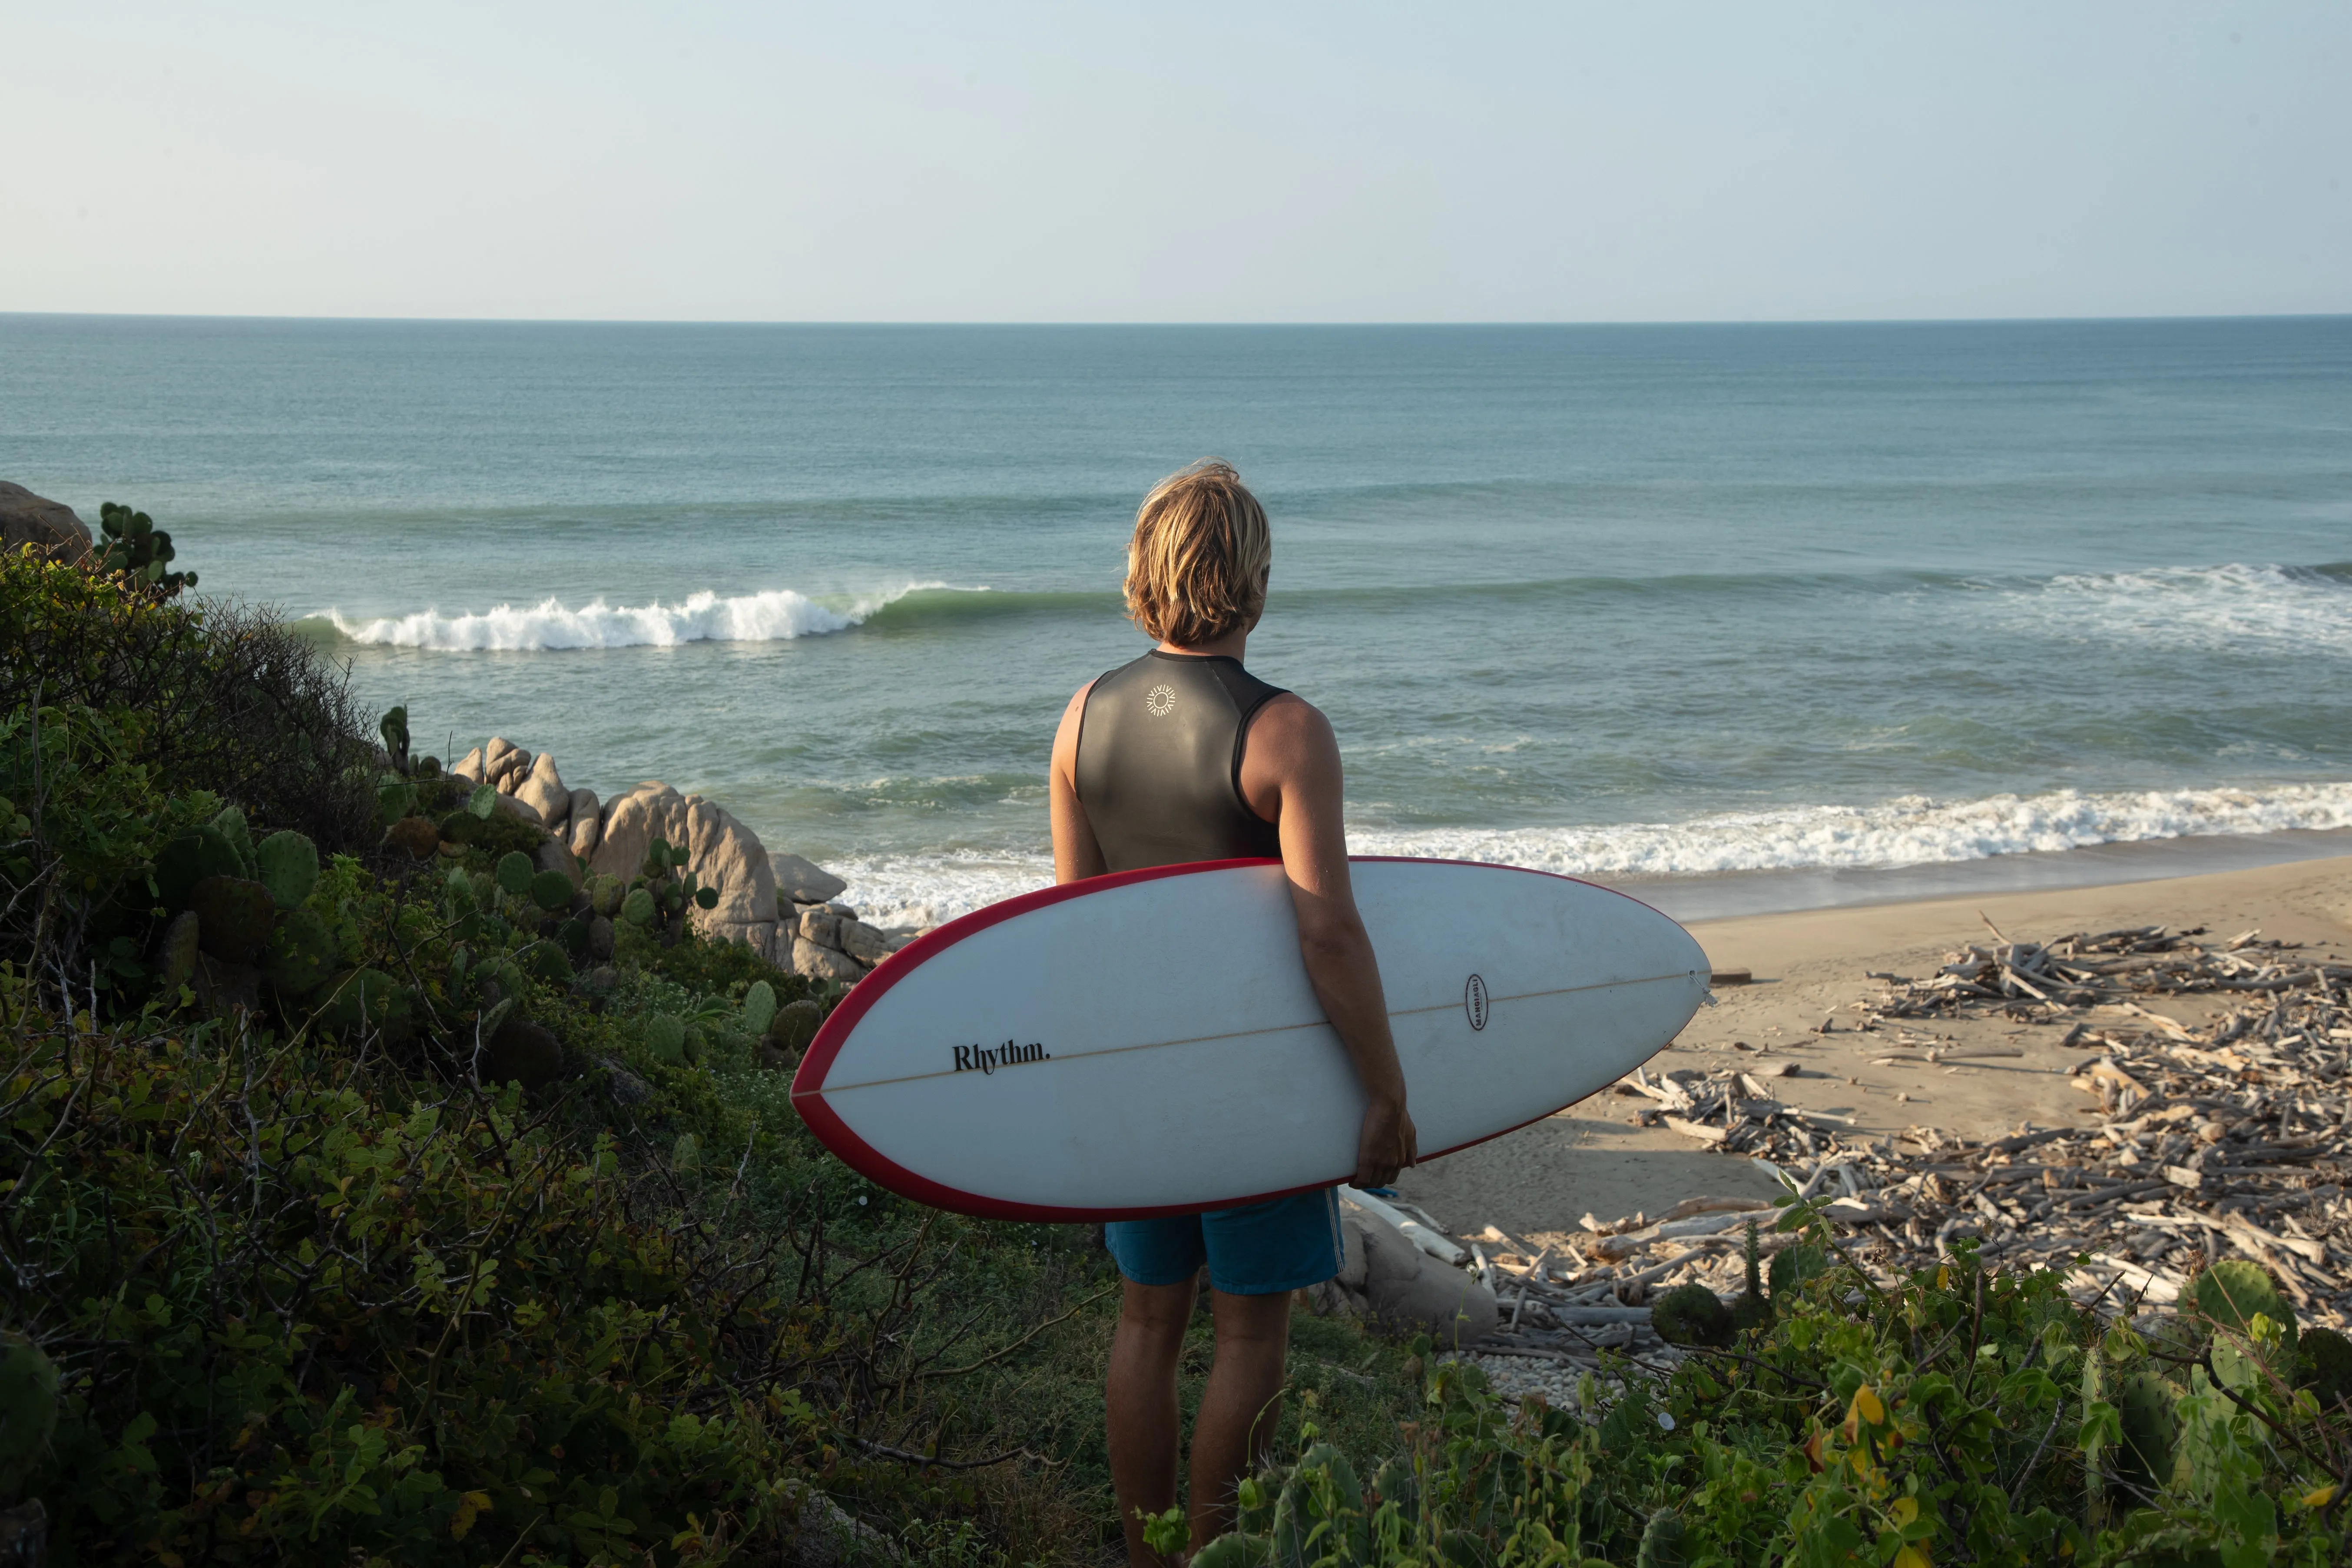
[321,582,955,650]
[834,781,2352,929]
[2021,562,2352,656]
[1348,782,2352,878]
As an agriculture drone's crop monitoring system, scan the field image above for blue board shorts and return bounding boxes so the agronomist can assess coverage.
[1105,1187,1343,1297]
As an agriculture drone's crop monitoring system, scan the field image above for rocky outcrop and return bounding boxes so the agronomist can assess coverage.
[0,481,93,563]
[447,736,911,980]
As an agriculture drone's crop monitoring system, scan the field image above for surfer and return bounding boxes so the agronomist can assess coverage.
[1049,458,1418,1563]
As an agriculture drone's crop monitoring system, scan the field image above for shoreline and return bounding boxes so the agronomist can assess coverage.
[1396,850,2352,1246]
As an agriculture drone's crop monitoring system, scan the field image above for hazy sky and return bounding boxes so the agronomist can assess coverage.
[4,3,2346,322]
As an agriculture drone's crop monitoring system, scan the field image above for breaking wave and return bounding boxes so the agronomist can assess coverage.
[315,581,974,650]
[831,781,2352,929]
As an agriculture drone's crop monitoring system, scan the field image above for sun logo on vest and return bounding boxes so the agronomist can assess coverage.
[1145,683,1177,718]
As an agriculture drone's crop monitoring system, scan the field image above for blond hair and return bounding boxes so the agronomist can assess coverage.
[1123,459,1271,646]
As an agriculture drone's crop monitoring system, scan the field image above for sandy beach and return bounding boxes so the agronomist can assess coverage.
[1396,852,2352,1247]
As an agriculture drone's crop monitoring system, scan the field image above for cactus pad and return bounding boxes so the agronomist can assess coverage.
[741,980,778,1036]
[262,908,338,998]
[1651,1284,1733,1348]
[645,1014,687,1065]
[529,868,575,913]
[2192,1260,2296,1343]
[253,829,319,909]
[496,851,536,897]
[155,824,245,911]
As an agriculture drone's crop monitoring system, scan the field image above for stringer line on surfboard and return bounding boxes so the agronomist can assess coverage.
[801,965,1702,1097]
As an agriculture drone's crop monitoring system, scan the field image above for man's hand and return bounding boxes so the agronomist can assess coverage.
[1354,1095,1417,1190]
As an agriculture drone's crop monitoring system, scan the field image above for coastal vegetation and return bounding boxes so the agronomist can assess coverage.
[0,528,1419,1564]
[4,517,2348,1564]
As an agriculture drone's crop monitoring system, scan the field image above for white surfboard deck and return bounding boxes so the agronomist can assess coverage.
[791,857,1709,1221]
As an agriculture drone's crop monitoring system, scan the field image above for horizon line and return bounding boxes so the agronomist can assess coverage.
[4,309,2349,330]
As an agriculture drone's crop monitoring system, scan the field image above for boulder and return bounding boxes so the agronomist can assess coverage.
[0,482,92,564]
[772,852,848,905]
[566,789,602,858]
[494,792,543,828]
[483,737,531,792]
[796,906,841,949]
[597,1056,652,1107]
[792,936,863,983]
[837,919,894,966]
[590,782,779,937]
[451,746,485,786]
[517,752,570,828]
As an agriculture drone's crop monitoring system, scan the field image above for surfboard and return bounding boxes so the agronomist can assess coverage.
[789,857,1711,1222]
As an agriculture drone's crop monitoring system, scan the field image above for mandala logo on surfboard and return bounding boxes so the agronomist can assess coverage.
[1145,683,1177,718]
[1464,974,1490,1031]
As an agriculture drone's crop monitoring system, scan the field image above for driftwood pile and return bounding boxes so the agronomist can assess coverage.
[1454,922,2352,1386]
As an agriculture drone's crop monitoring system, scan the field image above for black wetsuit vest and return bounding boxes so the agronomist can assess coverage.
[1073,650,1287,872]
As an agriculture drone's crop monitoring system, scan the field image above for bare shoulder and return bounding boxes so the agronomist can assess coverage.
[1246,691,1336,753]
[1240,692,1341,792]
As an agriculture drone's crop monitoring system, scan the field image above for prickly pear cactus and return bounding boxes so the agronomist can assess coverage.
[645,1014,687,1066]
[529,869,575,913]
[741,980,778,1037]
[211,804,257,878]
[253,829,319,910]
[496,852,537,898]
[262,908,338,998]
[621,887,656,928]
[1636,1507,1687,1568]
[2192,1259,2296,1344]
[1652,1284,1732,1349]
[589,874,625,917]
[155,824,244,911]
[1769,1238,1829,1302]
[2115,1370,2182,1493]
[95,501,196,594]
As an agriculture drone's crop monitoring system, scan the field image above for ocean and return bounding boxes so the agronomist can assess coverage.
[5,315,2350,928]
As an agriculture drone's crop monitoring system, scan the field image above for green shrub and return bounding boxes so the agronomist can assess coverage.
[0,546,374,857]
[1206,1207,2352,1568]
[0,988,822,1564]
